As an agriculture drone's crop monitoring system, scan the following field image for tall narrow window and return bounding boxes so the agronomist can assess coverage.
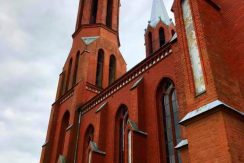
[57,111,70,161]
[159,28,165,47]
[96,49,104,88]
[157,79,181,163]
[115,105,128,163]
[90,0,98,24]
[73,51,80,86]
[109,55,116,85]
[65,58,73,91]
[148,32,153,55]
[82,125,94,163]
[106,0,113,28]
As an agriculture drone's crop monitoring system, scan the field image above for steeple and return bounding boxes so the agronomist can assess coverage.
[55,0,126,101]
[145,0,175,57]
[150,0,171,27]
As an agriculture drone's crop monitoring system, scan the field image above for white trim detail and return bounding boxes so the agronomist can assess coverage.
[130,77,143,90]
[175,139,188,149]
[179,100,243,124]
[81,36,99,45]
[95,102,108,113]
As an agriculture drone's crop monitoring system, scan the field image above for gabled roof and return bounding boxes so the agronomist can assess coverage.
[150,0,171,27]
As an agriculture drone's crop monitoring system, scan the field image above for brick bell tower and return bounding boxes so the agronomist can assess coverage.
[145,0,176,57]
[40,0,126,162]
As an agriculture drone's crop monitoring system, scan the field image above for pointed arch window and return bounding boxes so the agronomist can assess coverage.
[106,0,113,28]
[96,49,104,88]
[159,27,165,47]
[115,105,128,163]
[73,51,80,86]
[90,0,98,24]
[57,111,70,161]
[157,79,181,163]
[148,32,153,55]
[83,125,94,163]
[65,58,73,91]
[109,55,116,85]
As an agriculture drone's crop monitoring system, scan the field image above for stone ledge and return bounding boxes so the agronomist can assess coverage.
[175,139,188,149]
[179,100,244,125]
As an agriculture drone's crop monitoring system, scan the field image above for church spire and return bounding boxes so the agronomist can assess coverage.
[150,0,171,27]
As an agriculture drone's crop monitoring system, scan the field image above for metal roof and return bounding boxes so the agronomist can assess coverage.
[150,0,171,27]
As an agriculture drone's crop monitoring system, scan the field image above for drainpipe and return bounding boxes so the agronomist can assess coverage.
[74,111,82,163]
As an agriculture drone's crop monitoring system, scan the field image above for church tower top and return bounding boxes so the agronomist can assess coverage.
[145,0,175,57]
[75,0,120,33]
[150,0,171,27]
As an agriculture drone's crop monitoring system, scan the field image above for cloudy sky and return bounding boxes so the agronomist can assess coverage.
[0,0,173,162]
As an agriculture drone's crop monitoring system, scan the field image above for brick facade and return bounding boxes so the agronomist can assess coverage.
[40,0,244,162]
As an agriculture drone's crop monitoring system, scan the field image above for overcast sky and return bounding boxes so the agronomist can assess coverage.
[0,0,173,162]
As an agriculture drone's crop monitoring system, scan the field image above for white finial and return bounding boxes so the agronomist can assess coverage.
[150,0,171,27]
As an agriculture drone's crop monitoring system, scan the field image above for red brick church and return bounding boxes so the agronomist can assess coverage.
[40,0,244,162]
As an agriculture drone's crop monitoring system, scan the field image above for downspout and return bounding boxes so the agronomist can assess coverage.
[74,110,82,163]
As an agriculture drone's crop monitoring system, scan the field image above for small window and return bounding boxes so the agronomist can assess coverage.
[109,55,116,85]
[159,27,165,47]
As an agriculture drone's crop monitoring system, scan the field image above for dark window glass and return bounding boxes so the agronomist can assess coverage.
[161,79,182,163]
[109,55,116,85]
[90,0,98,24]
[159,27,165,47]
[106,0,113,28]
[96,49,104,88]
[77,0,86,28]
